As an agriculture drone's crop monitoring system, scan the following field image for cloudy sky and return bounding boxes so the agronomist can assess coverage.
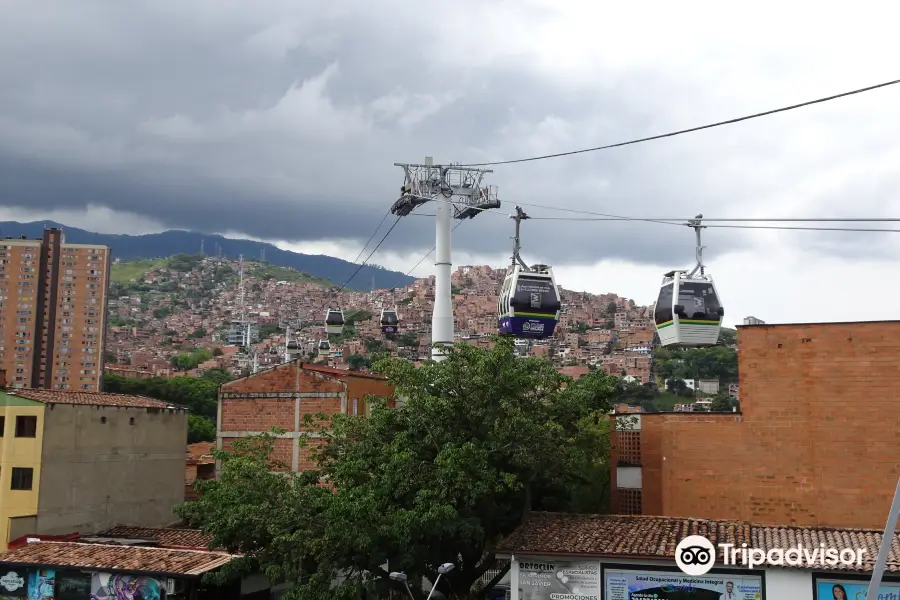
[3,0,900,326]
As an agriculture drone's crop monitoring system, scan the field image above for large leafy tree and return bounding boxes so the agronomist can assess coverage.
[177,337,617,600]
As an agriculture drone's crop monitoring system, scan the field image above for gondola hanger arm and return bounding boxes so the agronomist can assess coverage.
[687,214,706,278]
[511,206,531,270]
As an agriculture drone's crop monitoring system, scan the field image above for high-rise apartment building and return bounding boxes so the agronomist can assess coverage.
[0,228,110,391]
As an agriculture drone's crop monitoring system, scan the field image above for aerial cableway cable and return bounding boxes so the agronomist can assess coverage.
[456,77,900,167]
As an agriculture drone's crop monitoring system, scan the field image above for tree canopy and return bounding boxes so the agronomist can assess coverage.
[177,337,618,600]
[103,371,231,442]
[653,345,738,383]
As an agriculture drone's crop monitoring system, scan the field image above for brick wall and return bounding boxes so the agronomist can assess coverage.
[218,362,394,472]
[611,321,900,529]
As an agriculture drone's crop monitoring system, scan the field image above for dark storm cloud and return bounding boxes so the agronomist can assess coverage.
[0,1,893,268]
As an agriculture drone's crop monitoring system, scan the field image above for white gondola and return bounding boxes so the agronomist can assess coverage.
[286,331,301,358]
[317,339,331,358]
[654,215,725,347]
[497,207,561,339]
[380,308,400,339]
[324,308,345,335]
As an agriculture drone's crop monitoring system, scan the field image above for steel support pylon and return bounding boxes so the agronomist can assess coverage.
[391,157,498,361]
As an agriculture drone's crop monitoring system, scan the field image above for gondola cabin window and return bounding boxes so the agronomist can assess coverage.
[655,283,674,325]
[677,282,721,320]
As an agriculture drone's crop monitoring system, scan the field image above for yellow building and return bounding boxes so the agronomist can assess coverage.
[0,392,44,549]
[0,389,188,551]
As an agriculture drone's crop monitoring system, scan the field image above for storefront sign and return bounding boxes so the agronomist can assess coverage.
[0,570,26,595]
[517,560,599,600]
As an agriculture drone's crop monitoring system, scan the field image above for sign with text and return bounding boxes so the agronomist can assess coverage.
[518,560,599,600]
[603,567,762,599]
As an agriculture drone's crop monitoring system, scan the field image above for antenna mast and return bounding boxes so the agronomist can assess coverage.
[391,157,498,361]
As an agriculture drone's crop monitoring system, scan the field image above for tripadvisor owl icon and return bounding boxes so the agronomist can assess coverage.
[675,535,717,576]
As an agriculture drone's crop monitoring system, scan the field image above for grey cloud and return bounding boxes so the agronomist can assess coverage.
[0,1,894,269]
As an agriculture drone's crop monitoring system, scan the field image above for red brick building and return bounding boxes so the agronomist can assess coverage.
[217,362,394,472]
[611,320,900,530]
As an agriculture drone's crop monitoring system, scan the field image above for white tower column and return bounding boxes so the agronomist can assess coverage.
[432,191,453,361]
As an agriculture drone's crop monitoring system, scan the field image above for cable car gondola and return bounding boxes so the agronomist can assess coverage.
[497,207,561,339]
[286,331,301,358]
[380,308,400,339]
[317,339,331,358]
[654,215,724,347]
[324,308,345,335]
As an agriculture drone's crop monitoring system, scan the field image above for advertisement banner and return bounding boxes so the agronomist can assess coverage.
[518,560,599,600]
[815,578,900,599]
[603,567,762,599]
[90,573,163,600]
[27,570,54,600]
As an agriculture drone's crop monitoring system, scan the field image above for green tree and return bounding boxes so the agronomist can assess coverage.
[152,307,172,319]
[653,345,738,383]
[258,323,282,339]
[103,350,118,364]
[170,348,214,371]
[176,338,618,600]
[190,327,207,339]
[606,301,617,316]
[201,368,234,386]
[364,338,385,353]
[104,373,218,420]
[665,378,694,398]
[188,414,217,444]
[396,332,419,347]
[718,327,738,346]
[710,393,735,412]
[345,354,371,371]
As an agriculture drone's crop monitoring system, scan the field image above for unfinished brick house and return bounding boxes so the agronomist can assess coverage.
[217,362,394,472]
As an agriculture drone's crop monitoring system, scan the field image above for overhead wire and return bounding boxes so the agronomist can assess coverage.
[310,216,403,321]
[412,194,900,233]
[455,77,900,167]
[350,209,391,264]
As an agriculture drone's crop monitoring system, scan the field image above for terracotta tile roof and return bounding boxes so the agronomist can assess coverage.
[497,513,900,573]
[93,526,215,550]
[0,542,232,576]
[10,389,187,410]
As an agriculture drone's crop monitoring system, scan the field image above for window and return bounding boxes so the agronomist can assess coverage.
[15,415,36,437]
[677,282,722,320]
[654,283,674,325]
[352,398,359,416]
[0,416,4,436]
[10,467,33,490]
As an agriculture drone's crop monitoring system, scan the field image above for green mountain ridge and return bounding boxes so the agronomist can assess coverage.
[0,220,414,290]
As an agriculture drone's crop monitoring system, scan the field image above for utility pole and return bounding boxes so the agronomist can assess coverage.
[391,157,498,361]
[866,477,900,597]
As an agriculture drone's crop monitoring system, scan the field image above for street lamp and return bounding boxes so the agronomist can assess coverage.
[390,564,455,600]
[389,571,414,600]
[426,563,455,600]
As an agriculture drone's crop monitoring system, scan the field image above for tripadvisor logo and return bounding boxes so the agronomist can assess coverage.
[675,535,869,575]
